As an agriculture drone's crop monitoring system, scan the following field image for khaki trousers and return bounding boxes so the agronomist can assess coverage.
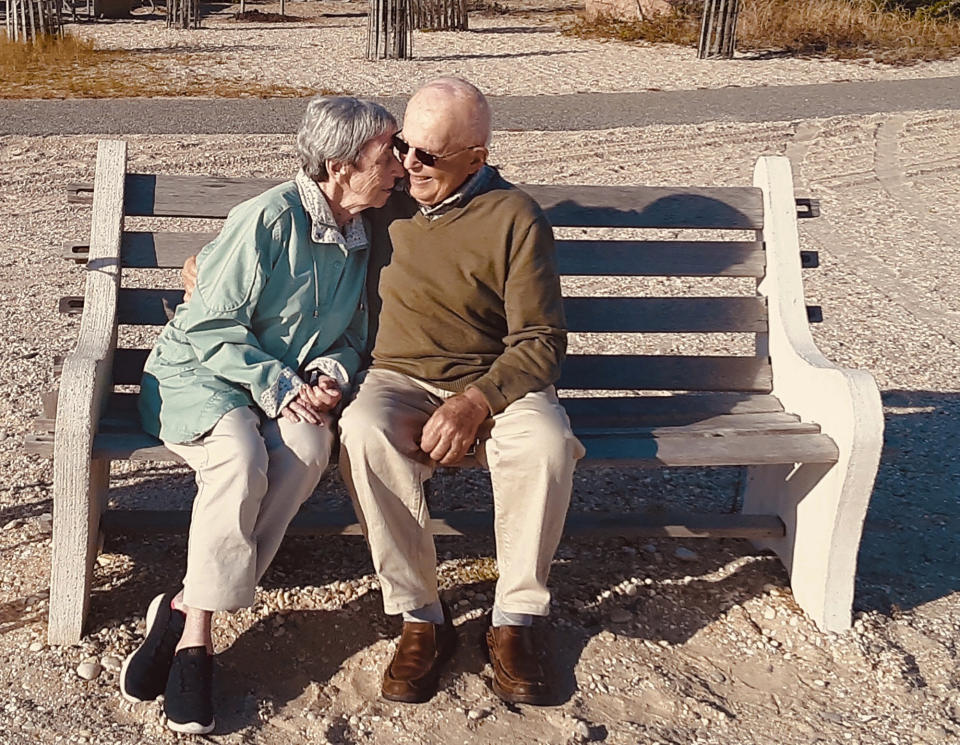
[166,406,334,611]
[339,369,585,617]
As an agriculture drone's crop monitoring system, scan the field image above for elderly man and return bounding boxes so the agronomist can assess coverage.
[339,77,584,707]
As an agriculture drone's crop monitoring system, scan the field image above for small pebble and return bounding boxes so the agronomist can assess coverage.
[467,708,489,721]
[674,547,699,562]
[76,661,101,681]
[609,608,633,624]
[101,655,122,672]
[28,641,44,653]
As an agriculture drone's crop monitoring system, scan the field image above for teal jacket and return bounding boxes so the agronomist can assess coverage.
[139,179,370,444]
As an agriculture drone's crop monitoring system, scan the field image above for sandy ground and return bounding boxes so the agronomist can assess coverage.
[67,0,960,96]
[2,3,960,744]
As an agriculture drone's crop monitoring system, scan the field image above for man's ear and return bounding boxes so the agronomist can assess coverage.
[467,146,488,174]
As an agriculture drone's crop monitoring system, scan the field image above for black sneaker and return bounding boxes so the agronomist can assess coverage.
[119,592,186,703]
[164,647,215,735]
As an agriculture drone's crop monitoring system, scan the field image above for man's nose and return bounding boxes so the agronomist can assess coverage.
[402,149,421,170]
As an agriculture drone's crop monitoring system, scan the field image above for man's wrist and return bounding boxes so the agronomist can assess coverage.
[461,386,491,416]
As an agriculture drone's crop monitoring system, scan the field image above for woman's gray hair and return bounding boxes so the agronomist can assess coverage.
[297,96,397,182]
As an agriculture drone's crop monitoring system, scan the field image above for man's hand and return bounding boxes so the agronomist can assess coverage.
[182,254,198,302]
[420,387,490,465]
[280,376,341,425]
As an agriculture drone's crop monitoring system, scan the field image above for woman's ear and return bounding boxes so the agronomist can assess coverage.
[326,159,350,183]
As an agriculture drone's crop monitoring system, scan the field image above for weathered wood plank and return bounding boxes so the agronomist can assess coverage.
[531,185,764,229]
[556,240,765,277]
[580,431,839,465]
[100,509,785,539]
[111,348,151,385]
[559,355,773,392]
[68,176,764,229]
[560,393,784,423]
[565,297,767,333]
[63,236,816,279]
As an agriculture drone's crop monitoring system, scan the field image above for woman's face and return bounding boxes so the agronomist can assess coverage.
[340,129,405,211]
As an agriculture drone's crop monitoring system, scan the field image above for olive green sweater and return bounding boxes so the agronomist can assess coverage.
[372,173,567,414]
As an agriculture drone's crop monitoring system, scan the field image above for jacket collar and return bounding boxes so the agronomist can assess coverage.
[295,169,368,252]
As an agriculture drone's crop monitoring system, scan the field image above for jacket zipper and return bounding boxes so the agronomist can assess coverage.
[313,258,319,318]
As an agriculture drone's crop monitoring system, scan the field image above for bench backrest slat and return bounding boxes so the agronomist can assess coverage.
[109,349,773,392]
[558,355,773,392]
[69,176,764,229]
[557,240,765,277]
[101,291,766,333]
[67,235,770,277]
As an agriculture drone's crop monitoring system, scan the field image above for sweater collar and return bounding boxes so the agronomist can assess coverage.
[295,169,368,253]
[419,164,497,220]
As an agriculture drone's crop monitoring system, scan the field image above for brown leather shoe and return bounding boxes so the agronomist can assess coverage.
[484,623,552,706]
[381,604,456,703]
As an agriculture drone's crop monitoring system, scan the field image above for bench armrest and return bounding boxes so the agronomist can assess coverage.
[753,155,883,453]
[750,156,883,631]
[48,141,126,644]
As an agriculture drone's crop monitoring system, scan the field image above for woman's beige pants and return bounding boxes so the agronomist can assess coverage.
[166,406,334,611]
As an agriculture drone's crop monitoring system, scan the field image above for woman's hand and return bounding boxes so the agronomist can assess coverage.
[279,376,342,424]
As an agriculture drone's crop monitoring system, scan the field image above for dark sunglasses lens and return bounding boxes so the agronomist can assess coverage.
[392,136,435,166]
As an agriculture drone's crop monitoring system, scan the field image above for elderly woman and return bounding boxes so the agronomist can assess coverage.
[120,96,403,735]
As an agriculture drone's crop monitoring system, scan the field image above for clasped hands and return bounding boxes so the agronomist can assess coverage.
[280,375,341,425]
[420,387,490,466]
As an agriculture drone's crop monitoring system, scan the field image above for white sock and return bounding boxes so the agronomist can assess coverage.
[492,605,534,627]
[402,600,445,625]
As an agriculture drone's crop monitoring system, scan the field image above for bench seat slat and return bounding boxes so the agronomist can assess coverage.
[27,403,830,465]
[26,427,836,465]
[68,176,764,229]
[566,297,767,333]
[100,509,784,539]
[559,355,773,392]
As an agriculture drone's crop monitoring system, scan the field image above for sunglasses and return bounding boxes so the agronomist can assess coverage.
[392,134,480,168]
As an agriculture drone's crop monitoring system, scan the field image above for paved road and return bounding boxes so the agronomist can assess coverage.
[3,76,959,134]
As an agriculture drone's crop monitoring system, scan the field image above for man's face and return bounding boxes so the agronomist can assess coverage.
[398,99,486,207]
[342,129,405,210]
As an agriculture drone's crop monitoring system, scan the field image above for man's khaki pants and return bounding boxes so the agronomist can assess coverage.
[339,369,585,617]
[166,406,334,611]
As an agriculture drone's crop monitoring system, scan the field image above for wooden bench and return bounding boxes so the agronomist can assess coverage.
[27,140,883,644]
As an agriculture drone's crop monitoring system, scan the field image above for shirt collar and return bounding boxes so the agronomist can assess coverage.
[295,169,368,252]
[419,164,496,220]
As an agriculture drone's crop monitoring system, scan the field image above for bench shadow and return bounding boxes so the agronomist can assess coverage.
[854,389,960,615]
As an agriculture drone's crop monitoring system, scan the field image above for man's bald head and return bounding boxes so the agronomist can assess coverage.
[399,77,492,206]
[406,77,492,150]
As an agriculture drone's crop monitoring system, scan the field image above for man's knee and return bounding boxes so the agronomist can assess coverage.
[494,405,582,467]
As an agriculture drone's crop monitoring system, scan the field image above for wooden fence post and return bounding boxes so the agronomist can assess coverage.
[166,0,200,28]
[4,0,62,41]
[411,0,467,30]
[698,0,740,59]
[367,0,413,60]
